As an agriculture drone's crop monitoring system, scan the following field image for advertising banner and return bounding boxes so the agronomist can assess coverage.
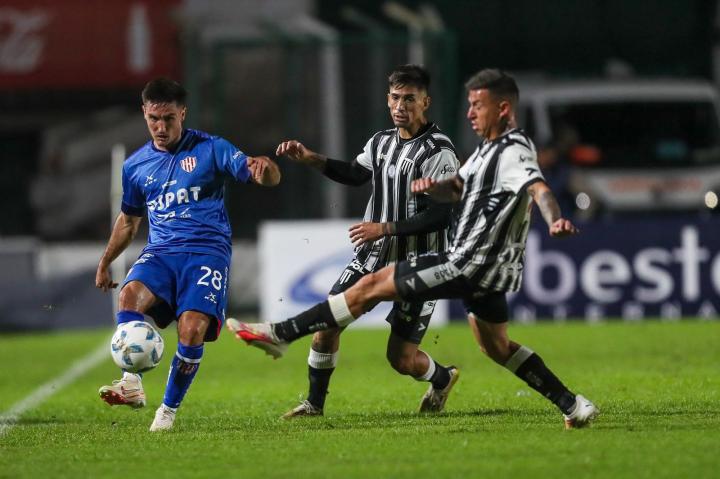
[508,217,719,321]
[259,220,449,328]
[0,1,179,89]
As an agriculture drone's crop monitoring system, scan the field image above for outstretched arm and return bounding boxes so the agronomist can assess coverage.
[248,155,281,186]
[96,213,142,292]
[527,180,578,237]
[411,176,464,203]
[276,140,371,186]
[349,199,453,246]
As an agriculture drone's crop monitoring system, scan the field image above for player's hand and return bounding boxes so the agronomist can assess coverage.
[248,156,280,186]
[349,222,384,246]
[411,178,436,194]
[95,264,118,292]
[276,140,312,163]
[247,156,268,182]
[549,218,579,237]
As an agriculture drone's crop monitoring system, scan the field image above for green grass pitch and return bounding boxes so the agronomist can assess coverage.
[0,319,718,478]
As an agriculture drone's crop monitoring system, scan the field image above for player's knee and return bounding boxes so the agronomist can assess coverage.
[311,328,341,352]
[118,285,137,310]
[177,318,209,345]
[355,272,383,301]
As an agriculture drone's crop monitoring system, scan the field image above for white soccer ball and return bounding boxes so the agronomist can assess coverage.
[110,321,164,373]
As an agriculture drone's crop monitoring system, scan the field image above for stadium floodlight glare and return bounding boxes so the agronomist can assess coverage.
[575,192,591,210]
[705,191,718,209]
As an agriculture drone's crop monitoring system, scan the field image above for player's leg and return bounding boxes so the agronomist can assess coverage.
[98,280,159,409]
[150,310,210,432]
[236,264,400,350]
[282,328,342,418]
[384,302,458,413]
[234,253,467,354]
[467,295,598,428]
[149,253,229,431]
[281,259,370,418]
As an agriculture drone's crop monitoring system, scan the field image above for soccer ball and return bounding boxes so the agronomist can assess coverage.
[110,321,164,373]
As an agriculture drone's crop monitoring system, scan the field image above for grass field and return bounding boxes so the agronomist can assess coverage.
[0,319,718,478]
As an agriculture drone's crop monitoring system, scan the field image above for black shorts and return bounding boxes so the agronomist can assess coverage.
[394,253,509,323]
[330,258,435,344]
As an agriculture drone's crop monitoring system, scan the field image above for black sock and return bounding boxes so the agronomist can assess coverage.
[513,353,576,414]
[430,361,451,390]
[273,301,338,342]
[307,366,334,410]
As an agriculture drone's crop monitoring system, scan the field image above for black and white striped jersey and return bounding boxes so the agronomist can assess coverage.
[355,123,459,271]
[448,128,544,292]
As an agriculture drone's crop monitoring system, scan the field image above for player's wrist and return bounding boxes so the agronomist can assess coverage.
[382,222,396,236]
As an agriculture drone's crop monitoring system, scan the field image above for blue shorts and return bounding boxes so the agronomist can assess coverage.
[123,252,230,342]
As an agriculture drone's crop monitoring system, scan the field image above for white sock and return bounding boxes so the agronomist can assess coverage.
[415,353,436,382]
[122,372,142,383]
[504,346,534,373]
[328,293,355,327]
[308,349,338,369]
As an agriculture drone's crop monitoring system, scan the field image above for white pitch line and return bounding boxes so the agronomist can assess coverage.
[0,341,108,437]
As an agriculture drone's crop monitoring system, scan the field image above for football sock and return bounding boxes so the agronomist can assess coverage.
[415,353,451,390]
[505,346,577,415]
[163,342,203,409]
[430,361,452,390]
[116,310,144,325]
[306,349,338,409]
[122,371,142,381]
[273,301,339,342]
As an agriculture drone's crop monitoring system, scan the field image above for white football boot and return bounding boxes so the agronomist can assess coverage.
[281,400,323,420]
[226,318,288,359]
[418,367,460,413]
[563,394,599,429]
[98,373,146,409]
[149,404,177,432]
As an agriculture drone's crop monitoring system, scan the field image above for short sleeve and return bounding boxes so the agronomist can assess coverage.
[420,148,460,181]
[498,144,545,193]
[458,147,480,181]
[120,165,145,217]
[214,137,251,183]
[355,136,374,171]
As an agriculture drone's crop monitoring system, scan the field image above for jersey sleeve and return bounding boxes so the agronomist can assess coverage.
[421,148,460,181]
[120,165,145,217]
[498,143,545,193]
[458,147,479,181]
[354,136,375,171]
[214,137,251,183]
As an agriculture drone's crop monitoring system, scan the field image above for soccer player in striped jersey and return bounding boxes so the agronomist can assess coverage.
[232,69,599,428]
[95,78,280,431]
[228,65,461,417]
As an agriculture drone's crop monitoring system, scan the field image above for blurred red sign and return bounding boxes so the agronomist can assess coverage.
[0,0,180,89]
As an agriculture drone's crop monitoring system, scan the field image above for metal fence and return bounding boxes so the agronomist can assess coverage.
[184,30,458,238]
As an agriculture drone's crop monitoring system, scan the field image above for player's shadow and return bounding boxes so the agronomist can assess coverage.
[9,417,68,426]
[291,408,515,431]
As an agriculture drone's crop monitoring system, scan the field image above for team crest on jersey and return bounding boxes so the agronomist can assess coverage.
[180,156,197,173]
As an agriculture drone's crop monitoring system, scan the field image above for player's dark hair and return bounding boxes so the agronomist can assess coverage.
[465,69,519,104]
[141,78,187,106]
[388,64,430,92]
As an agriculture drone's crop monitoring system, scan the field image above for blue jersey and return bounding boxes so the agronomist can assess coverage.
[121,129,251,259]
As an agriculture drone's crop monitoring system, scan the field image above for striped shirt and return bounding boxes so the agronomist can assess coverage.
[355,123,459,270]
[448,128,544,292]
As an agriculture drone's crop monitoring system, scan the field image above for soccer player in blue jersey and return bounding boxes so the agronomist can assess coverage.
[95,78,280,431]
